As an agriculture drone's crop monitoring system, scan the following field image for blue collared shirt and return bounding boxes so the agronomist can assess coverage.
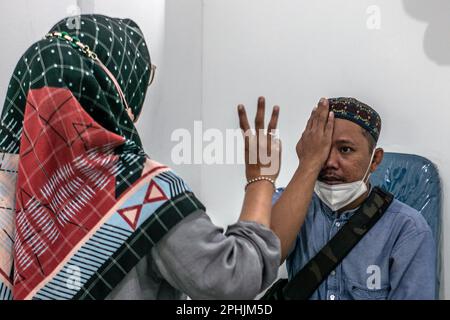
[282,190,436,300]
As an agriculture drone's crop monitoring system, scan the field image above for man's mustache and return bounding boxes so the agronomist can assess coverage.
[318,171,345,182]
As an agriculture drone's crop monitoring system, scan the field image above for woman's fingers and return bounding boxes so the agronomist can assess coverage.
[238,104,250,133]
[239,97,281,180]
[267,105,280,157]
[239,97,281,167]
[267,105,280,134]
[255,96,266,133]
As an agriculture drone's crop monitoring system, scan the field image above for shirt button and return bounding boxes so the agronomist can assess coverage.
[330,294,336,300]
[335,222,341,227]
[331,270,336,276]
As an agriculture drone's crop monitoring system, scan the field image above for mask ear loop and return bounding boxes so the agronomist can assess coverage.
[362,146,377,183]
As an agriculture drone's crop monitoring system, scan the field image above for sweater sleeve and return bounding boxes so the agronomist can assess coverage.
[151,209,281,299]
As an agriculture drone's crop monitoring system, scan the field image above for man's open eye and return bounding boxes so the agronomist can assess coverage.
[340,146,353,154]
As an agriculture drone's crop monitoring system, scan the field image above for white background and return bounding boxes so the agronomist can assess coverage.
[1,0,448,299]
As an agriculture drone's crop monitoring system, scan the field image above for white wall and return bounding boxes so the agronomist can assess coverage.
[200,0,450,298]
[146,0,203,194]
[83,0,167,131]
[87,0,204,195]
[0,0,204,194]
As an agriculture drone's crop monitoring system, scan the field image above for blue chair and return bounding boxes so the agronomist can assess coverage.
[273,152,442,297]
[369,152,442,297]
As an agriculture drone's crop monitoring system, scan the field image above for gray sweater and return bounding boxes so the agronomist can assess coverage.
[106,210,281,300]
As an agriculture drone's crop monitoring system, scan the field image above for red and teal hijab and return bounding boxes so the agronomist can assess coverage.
[0,14,204,300]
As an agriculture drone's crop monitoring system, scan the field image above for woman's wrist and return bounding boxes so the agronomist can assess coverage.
[240,179,274,227]
[245,176,276,191]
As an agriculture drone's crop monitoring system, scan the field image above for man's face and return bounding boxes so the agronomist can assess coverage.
[318,119,375,184]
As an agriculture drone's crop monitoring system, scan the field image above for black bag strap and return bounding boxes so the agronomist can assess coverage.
[261,186,394,300]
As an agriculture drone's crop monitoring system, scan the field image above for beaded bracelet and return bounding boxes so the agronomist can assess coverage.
[245,176,276,191]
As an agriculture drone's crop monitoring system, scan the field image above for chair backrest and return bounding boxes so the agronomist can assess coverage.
[272,152,442,296]
[369,152,442,296]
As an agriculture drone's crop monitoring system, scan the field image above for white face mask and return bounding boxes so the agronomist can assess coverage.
[314,148,376,212]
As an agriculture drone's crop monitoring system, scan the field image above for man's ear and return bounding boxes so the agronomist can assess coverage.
[370,147,384,173]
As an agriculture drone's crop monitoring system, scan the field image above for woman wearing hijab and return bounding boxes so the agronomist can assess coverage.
[0,14,281,300]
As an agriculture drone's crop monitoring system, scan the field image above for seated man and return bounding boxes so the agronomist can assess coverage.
[271,97,436,300]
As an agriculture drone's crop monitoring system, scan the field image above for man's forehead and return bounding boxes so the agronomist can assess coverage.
[332,118,367,143]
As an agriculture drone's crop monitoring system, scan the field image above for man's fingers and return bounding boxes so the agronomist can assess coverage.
[255,96,266,132]
[306,107,315,130]
[238,104,250,132]
[325,111,335,139]
[309,106,318,130]
[316,97,329,131]
[267,105,280,133]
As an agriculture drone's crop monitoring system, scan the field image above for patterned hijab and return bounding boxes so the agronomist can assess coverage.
[0,14,204,300]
